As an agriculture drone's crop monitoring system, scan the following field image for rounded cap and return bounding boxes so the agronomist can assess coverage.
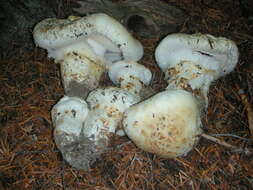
[51,96,89,134]
[123,89,202,158]
[108,61,152,86]
[33,13,143,63]
[155,33,239,78]
[84,87,140,139]
[86,87,140,112]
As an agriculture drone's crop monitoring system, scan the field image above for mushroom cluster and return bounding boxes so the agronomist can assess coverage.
[123,33,239,158]
[33,13,143,98]
[77,60,152,168]
[33,13,239,170]
[33,13,152,169]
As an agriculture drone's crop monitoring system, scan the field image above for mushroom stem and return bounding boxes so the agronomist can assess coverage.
[81,107,126,153]
[60,51,105,98]
[164,60,213,105]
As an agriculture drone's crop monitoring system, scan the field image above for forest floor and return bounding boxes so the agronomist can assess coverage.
[0,0,253,189]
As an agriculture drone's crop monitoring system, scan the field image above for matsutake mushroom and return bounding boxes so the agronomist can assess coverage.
[155,33,238,103]
[51,96,92,169]
[33,13,143,98]
[72,62,152,169]
[79,87,140,168]
[108,61,152,97]
[123,33,239,158]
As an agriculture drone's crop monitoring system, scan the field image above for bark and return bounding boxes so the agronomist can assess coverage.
[73,0,187,38]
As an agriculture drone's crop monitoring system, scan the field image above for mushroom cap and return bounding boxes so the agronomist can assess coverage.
[108,61,152,86]
[123,89,202,158]
[86,87,141,112]
[155,33,239,78]
[33,13,143,63]
[51,96,89,135]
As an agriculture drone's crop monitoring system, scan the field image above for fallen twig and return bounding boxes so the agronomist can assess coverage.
[211,133,253,141]
[201,133,252,155]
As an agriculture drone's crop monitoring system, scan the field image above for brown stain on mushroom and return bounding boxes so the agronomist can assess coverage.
[61,51,106,93]
[55,117,65,128]
[106,107,121,118]
[142,112,187,147]
[126,103,201,158]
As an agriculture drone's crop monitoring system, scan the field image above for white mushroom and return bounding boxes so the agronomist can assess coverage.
[123,89,202,158]
[64,62,152,168]
[51,96,91,169]
[108,61,152,96]
[155,33,239,101]
[79,87,140,166]
[33,13,143,98]
[123,33,239,158]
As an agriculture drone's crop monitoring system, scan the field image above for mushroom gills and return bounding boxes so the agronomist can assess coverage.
[86,34,123,65]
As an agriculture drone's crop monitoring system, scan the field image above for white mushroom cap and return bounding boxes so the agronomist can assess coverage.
[108,61,152,95]
[51,96,89,146]
[51,96,88,151]
[123,89,202,158]
[155,33,239,93]
[155,33,238,75]
[51,96,89,132]
[109,61,152,86]
[33,13,143,64]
